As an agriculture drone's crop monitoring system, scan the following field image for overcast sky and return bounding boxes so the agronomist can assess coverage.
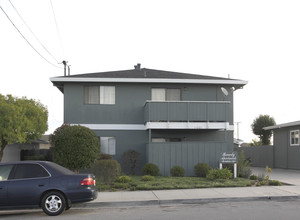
[1,0,300,142]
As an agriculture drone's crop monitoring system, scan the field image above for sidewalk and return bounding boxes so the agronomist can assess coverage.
[76,167,300,208]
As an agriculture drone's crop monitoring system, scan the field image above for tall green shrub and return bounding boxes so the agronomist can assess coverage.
[238,150,252,178]
[92,159,121,184]
[122,150,140,175]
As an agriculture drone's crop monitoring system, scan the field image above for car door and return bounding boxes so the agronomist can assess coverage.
[7,163,50,206]
[0,164,14,206]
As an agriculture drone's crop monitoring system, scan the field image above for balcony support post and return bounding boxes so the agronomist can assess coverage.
[187,102,189,123]
[148,129,152,143]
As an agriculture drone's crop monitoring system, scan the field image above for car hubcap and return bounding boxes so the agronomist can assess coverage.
[45,195,62,212]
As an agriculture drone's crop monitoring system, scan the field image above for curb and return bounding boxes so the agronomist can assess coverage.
[73,195,300,208]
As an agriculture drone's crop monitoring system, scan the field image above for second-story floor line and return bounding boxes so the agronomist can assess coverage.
[71,122,234,131]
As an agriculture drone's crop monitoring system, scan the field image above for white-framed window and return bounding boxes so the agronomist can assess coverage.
[100,137,116,155]
[84,86,115,104]
[151,88,181,101]
[290,130,299,146]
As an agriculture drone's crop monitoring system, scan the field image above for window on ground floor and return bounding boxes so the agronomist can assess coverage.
[290,130,299,146]
[100,137,116,155]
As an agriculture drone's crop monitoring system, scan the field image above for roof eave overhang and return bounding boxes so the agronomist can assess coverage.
[264,121,300,130]
[50,77,248,86]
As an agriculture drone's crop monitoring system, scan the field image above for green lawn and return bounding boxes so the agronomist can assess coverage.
[96,176,254,191]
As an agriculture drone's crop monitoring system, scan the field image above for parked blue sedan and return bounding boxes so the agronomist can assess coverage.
[0,161,98,216]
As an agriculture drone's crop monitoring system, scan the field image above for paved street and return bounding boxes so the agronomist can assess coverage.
[2,199,300,220]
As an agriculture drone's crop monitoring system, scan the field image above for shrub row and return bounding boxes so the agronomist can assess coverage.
[141,163,232,179]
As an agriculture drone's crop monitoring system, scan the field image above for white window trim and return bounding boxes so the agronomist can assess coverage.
[290,130,300,146]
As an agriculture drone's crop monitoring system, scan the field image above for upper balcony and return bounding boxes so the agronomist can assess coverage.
[144,101,232,130]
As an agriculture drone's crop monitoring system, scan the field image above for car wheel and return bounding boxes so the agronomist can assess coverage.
[41,191,66,216]
[66,199,72,210]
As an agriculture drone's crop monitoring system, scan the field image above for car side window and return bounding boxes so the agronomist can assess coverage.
[0,165,14,181]
[13,164,50,179]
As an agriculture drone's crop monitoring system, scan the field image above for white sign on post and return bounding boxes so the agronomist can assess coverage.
[219,152,238,178]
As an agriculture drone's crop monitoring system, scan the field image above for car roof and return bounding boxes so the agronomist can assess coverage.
[0,161,52,166]
[0,161,74,176]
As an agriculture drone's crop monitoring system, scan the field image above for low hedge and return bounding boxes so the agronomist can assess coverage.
[170,166,185,177]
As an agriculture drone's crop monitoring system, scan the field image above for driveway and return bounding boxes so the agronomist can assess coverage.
[251,167,300,186]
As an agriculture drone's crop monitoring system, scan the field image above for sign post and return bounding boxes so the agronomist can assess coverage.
[219,152,238,178]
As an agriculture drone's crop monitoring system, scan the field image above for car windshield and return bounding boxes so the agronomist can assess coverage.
[46,162,74,175]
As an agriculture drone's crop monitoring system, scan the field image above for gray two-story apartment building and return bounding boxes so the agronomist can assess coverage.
[50,65,247,175]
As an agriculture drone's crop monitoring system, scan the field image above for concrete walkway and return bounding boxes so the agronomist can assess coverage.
[251,167,300,186]
[77,167,300,208]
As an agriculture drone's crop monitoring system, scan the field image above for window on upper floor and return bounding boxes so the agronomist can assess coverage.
[84,86,115,104]
[100,137,116,155]
[290,130,299,146]
[151,88,181,101]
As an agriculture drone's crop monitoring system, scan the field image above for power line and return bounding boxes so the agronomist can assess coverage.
[49,0,65,58]
[0,6,62,69]
[8,0,60,64]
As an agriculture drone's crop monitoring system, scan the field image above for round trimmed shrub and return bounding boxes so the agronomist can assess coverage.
[51,124,100,172]
[142,163,159,176]
[170,166,185,177]
[194,163,211,177]
[207,168,233,180]
[141,175,155,181]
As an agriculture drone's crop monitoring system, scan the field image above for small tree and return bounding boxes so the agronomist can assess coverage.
[0,94,48,161]
[50,124,100,172]
[251,114,276,145]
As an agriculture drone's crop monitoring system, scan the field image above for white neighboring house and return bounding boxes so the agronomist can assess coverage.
[2,135,51,162]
